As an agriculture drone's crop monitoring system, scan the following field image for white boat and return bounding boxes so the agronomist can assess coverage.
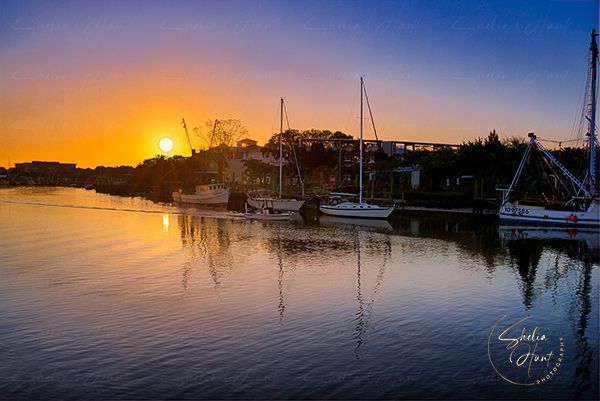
[319,77,394,220]
[244,201,294,221]
[499,199,599,227]
[172,183,230,205]
[247,98,305,211]
[247,197,304,212]
[500,30,600,229]
[320,198,394,219]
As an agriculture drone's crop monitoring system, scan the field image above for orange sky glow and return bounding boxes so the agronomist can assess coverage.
[1,1,596,168]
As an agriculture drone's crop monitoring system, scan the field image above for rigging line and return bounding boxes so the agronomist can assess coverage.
[571,51,592,141]
[538,138,581,144]
[362,81,379,141]
[539,152,576,196]
[283,98,292,131]
[282,99,305,193]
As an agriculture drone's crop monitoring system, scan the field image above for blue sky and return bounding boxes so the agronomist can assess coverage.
[0,0,598,166]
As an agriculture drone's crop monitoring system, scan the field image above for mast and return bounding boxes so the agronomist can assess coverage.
[589,29,598,196]
[359,77,364,204]
[279,97,283,197]
[181,118,194,156]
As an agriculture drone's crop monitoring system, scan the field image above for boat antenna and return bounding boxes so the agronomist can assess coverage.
[588,28,598,196]
[359,77,364,204]
[181,118,194,156]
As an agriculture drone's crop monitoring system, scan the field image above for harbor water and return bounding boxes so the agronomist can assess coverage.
[0,187,598,399]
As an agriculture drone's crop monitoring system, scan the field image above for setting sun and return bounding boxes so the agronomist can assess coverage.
[159,137,174,152]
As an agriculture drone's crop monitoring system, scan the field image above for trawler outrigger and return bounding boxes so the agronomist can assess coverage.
[499,29,599,227]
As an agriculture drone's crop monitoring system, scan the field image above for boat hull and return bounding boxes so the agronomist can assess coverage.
[247,198,305,211]
[499,201,600,227]
[172,189,230,205]
[319,202,394,219]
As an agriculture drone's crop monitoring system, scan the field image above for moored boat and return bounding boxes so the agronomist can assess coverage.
[172,183,230,205]
[499,30,599,228]
[244,200,294,221]
[319,77,394,220]
[247,197,305,212]
[247,98,305,211]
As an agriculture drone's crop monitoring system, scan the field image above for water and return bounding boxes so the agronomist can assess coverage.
[0,187,598,400]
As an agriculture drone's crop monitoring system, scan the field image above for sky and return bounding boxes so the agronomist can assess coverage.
[0,0,598,167]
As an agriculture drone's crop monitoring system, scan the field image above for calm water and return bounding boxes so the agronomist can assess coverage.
[0,187,598,400]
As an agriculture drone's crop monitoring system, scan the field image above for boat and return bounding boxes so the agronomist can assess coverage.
[247,98,305,212]
[247,197,304,212]
[172,182,230,205]
[244,200,294,221]
[499,30,599,228]
[319,77,394,219]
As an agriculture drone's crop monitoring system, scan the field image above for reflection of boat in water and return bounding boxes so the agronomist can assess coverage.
[319,214,394,232]
[499,30,599,228]
[319,77,394,220]
[172,183,230,205]
[499,224,599,254]
[244,201,294,221]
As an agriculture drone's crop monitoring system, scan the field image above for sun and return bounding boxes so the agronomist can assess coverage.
[159,137,174,152]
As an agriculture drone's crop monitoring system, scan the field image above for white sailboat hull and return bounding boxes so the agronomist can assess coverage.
[320,202,394,219]
[247,198,305,211]
[499,200,600,227]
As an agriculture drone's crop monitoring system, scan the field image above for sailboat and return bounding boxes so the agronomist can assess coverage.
[247,98,305,212]
[319,77,395,219]
[499,30,599,227]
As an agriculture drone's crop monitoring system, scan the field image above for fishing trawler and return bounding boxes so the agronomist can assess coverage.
[499,30,599,227]
[172,183,230,205]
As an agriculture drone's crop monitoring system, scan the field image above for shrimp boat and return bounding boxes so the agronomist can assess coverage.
[499,30,599,228]
[244,200,294,221]
[172,183,230,205]
[247,98,305,212]
[319,77,394,219]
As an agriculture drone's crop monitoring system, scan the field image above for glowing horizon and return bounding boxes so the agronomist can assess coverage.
[1,0,597,168]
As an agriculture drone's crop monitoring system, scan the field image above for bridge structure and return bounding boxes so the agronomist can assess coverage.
[299,138,460,157]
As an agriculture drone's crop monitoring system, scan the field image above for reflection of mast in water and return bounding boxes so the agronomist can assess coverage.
[276,232,285,322]
[571,259,593,398]
[506,240,543,309]
[177,215,237,289]
[353,230,391,358]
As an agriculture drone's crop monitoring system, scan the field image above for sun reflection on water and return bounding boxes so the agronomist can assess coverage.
[162,213,170,233]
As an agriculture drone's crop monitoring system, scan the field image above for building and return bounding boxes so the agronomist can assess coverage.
[14,161,76,174]
[225,138,283,184]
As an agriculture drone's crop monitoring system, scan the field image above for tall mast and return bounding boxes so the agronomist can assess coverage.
[279,97,283,196]
[359,77,364,204]
[589,29,598,196]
